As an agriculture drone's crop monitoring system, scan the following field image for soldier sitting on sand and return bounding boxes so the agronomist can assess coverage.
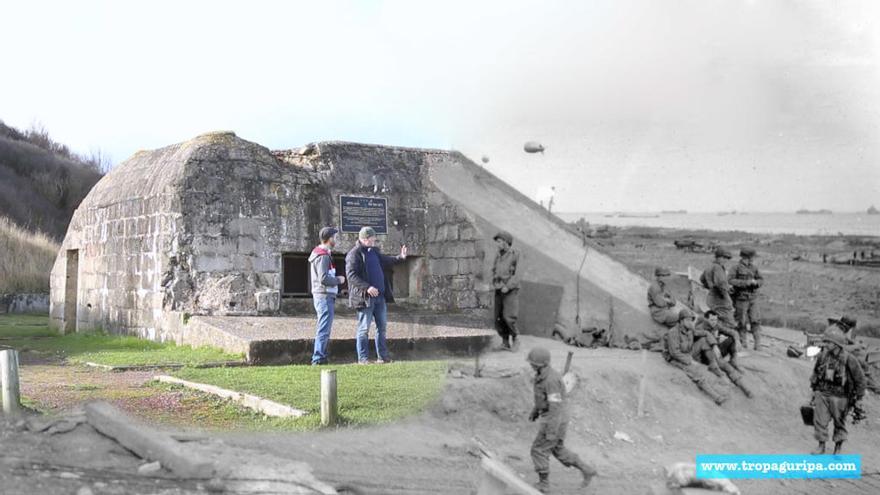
[648,267,678,327]
[694,310,753,398]
[664,308,729,405]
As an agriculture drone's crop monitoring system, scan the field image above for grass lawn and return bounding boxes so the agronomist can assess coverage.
[0,313,59,338]
[0,314,242,366]
[4,314,447,431]
[170,360,448,429]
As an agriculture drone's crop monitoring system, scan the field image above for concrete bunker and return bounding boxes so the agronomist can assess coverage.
[49,131,664,360]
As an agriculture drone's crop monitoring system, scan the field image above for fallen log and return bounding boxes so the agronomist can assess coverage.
[473,437,543,495]
[84,401,215,479]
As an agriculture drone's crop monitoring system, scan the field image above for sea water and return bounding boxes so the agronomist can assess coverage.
[556,212,880,237]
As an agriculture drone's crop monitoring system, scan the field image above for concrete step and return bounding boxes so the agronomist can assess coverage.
[181,315,495,364]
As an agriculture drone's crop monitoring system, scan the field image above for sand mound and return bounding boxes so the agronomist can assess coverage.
[437,335,880,493]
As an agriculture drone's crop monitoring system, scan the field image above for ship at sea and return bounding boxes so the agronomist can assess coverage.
[868,205,879,215]
[796,208,833,215]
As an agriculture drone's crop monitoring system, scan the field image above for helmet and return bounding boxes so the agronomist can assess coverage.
[822,327,847,348]
[740,247,757,258]
[654,267,672,277]
[828,316,857,331]
[493,231,514,245]
[678,308,695,321]
[714,247,732,259]
[526,347,551,366]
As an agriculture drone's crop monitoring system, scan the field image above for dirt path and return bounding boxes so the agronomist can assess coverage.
[8,331,880,494]
[220,334,880,494]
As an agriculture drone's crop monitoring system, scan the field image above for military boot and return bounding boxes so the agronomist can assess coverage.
[811,442,826,455]
[575,460,597,487]
[698,380,728,405]
[708,365,725,378]
[535,472,550,493]
[733,378,753,398]
[729,355,743,373]
[834,441,844,455]
[753,330,762,350]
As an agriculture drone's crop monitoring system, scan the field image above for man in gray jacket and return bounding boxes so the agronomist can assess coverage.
[309,227,345,365]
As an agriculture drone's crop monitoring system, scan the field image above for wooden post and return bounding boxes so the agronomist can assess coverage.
[1,349,21,415]
[474,352,482,378]
[607,297,616,344]
[321,369,338,427]
[563,351,574,374]
[636,349,648,417]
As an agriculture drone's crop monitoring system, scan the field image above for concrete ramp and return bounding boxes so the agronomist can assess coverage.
[428,154,664,345]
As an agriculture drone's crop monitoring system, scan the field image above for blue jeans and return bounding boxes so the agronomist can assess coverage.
[356,297,388,362]
[312,296,335,364]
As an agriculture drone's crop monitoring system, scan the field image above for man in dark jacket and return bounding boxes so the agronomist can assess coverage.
[492,231,521,350]
[809,327,866,454]
[345,226,407,364]
[729,247,763,350]
[309,227,345,365]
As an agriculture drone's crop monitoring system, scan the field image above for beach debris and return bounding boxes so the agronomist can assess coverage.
[85,401,215,479]
[26,413,87,434]
[138,461,162,475]
[613,431,634,443]
[666,462,740,494]
[563,372,578,394]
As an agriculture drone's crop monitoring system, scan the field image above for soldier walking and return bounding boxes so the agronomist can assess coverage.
[729,247,763,350]
[527,347,597,493]
[809,327,866,454]
[492,231,520,350]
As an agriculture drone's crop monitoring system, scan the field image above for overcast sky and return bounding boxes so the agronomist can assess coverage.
[2,0,879,212]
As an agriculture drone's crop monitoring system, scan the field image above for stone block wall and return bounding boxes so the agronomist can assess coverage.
[51,133,496,340]
[49,141,188,339]
[421,190,490,313]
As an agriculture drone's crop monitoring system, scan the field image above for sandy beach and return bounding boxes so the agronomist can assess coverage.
[590,225,880,336]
